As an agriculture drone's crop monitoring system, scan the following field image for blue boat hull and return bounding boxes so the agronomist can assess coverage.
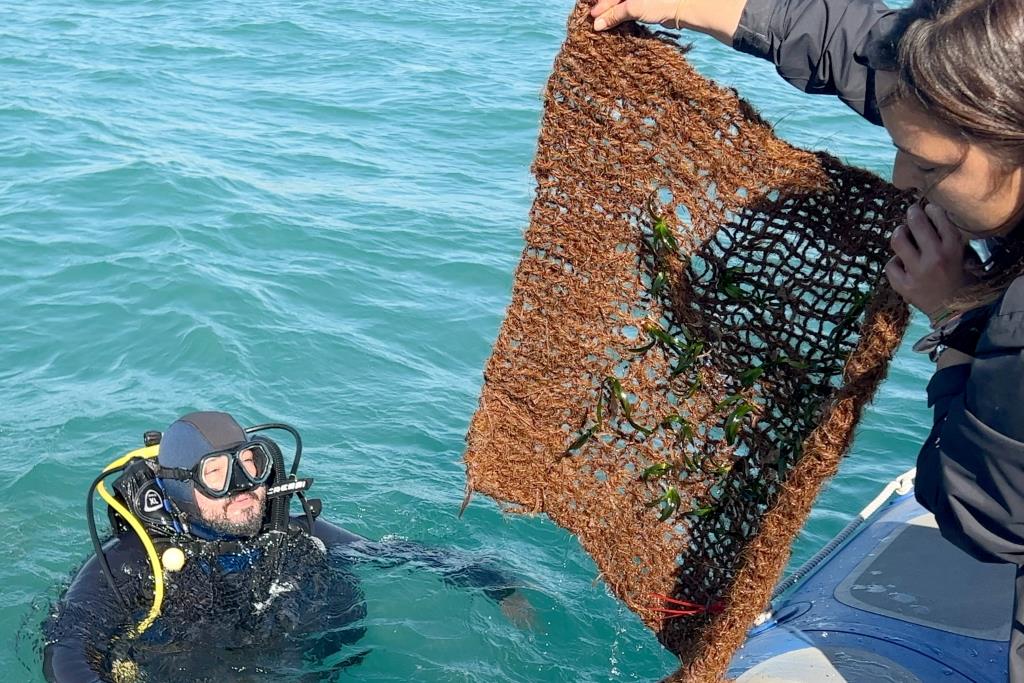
[728,488,1014,682]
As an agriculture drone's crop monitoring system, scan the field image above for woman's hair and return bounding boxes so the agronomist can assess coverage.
[874,0,1024,312]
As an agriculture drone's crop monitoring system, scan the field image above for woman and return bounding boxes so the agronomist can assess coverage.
[593,0,1024,678]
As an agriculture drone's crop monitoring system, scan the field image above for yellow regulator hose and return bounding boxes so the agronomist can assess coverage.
[96,445,165,637]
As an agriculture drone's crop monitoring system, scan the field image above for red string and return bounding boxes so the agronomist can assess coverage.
[649,593,725,619]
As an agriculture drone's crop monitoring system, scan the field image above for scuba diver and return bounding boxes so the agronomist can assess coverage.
[43,411,528,683]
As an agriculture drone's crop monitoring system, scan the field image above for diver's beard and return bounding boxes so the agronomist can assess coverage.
[202,493,266,537]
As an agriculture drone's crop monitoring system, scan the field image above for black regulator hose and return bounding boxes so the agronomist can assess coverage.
[246,423,303,475]
[246,423,303,533]
[86,468,128,609]
[253,436,291,533]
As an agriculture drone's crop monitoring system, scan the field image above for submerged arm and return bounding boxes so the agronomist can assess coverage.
[308,518,520,602]
[354,538,519,602]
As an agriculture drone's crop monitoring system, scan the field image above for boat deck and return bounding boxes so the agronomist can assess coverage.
[729,491,1014,682]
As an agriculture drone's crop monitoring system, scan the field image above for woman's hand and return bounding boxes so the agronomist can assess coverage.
[885,203,974,322]
[591,0,687,32]
[590,0,746,45]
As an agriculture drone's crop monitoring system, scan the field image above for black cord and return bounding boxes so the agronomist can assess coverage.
[245,422,303,476]
[86,467,128,610]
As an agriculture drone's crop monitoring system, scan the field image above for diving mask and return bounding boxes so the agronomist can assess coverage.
[159,440,273,499]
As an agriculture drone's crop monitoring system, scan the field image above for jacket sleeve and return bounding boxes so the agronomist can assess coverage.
[915,279,1024,566]
[732,0,899,125]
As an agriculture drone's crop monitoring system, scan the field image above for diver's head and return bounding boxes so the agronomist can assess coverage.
[158,411,271,539]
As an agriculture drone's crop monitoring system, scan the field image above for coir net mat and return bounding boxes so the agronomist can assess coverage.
[464,4,910,681]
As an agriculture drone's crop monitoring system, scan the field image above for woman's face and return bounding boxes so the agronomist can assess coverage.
[878,75,1024,239]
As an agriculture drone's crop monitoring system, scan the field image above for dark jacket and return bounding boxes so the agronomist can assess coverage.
[916,282,1024,682]
[733,0,1024,679]
[44,518,516,683]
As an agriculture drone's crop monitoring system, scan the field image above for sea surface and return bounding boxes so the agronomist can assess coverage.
[0,0,932,681]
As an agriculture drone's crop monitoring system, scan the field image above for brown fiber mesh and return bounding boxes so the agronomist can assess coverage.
[464,5,910,681]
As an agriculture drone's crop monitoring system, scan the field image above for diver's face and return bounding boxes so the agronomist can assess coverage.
[194,484,267,537]
[878,74,1024,238]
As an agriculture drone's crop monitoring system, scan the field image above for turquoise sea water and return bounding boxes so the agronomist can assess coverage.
[1,1,933,680]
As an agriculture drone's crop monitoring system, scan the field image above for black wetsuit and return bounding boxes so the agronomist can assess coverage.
[44,518,516,683]
[734,1,1024,678]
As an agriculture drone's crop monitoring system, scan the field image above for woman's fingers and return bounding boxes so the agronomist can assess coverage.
[905,203,942,254]
[593,1,637,31]
[591,0,624,17]
[884,256,909,291]
[592,0,679,31]
[890,223,920,267]
[887,204,973,316]
[923,202,964,248]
